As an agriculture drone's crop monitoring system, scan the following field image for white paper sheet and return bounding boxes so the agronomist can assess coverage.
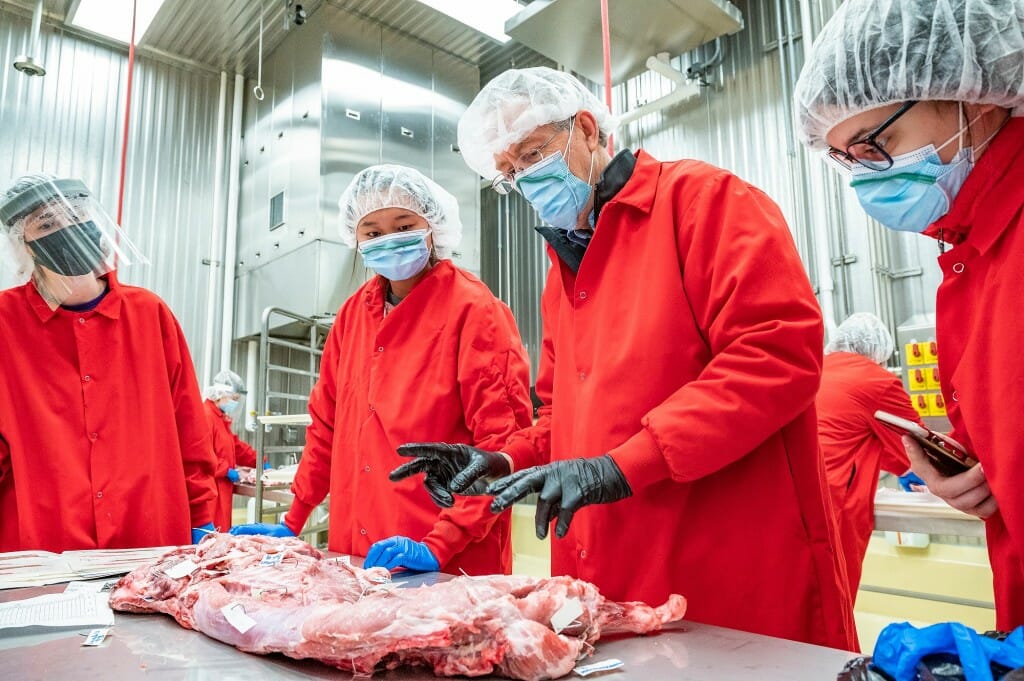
[0,591,114,630]
[0,546,176,590]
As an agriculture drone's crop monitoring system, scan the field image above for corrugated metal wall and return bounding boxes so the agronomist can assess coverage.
[0,7,224,363]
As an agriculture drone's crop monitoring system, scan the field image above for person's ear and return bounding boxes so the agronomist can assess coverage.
[575,110,601,152]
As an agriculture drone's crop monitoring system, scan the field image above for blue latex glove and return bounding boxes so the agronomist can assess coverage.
[873,622,1024,681]
[898,471,927,491]
[263,462,272,470]
[191,522,215,543]
[364,536,440,572]
[226,468,240,483]
[229,522,295,538]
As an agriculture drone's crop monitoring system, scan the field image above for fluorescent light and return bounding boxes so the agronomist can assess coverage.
[413,0,521,44]
[68,0,167,45]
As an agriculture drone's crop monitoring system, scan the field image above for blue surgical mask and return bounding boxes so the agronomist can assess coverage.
[514,123,595,231]
[219,399,239,414]
[850,146,972,233]
[849,110,983,233]
[358,229,432,281]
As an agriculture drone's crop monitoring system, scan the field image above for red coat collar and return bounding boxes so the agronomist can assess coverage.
[27,271,124,323]
[607,150,663,215]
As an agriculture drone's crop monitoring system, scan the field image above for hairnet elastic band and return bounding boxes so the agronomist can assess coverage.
[0,178,92,226]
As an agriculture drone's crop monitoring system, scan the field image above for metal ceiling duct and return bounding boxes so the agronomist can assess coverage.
[12,0,46,75]
[505,0,743,84]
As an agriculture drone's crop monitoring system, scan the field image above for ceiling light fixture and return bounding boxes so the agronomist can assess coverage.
[413,0,521,44]
[67,0,167,45]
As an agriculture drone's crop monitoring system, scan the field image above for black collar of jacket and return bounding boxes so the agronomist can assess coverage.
[535,149,637,274]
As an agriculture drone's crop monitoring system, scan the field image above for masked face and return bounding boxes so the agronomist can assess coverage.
[358,229,433,281]
[24,219,106,277]
[513,119,596,231]
[219,398,240,415]
[849,146,972,233]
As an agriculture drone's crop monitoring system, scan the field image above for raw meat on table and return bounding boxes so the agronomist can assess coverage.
[109,534,687,681]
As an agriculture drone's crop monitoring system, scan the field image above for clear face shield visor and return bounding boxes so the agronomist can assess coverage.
[0,178,147,308]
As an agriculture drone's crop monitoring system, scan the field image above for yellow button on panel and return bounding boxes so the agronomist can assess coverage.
[927,392,947,417]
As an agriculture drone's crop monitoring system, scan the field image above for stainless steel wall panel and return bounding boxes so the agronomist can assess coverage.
[0,7,225,367]
[320,12,383,228]
[234,3,481,337]
[432,51,481,274]
[381,29,432,173]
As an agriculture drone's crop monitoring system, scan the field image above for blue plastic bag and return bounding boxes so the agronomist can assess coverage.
[873,622,1024,681]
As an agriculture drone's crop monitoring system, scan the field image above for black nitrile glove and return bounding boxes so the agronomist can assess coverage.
[390,442,512,508]
[487,455,632,539]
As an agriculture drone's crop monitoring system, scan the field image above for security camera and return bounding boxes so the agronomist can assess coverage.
[293,3,306,25]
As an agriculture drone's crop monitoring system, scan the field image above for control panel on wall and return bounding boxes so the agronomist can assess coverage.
[904,340,946,419]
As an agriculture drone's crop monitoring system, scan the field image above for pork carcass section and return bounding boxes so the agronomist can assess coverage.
[109,534,686,681]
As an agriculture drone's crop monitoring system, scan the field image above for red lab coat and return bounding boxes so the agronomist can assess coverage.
[502,152,857,650]
[204,399,257,532]
[0,273,217,551]
[817,351,916,600]
[926,117,1024,631]
[288,261,533,575]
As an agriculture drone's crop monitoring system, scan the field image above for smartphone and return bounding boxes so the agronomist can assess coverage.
[874,410,978,477]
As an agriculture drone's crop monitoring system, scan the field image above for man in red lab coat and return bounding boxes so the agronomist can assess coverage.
[795,0,1024,630]
[393,67,857,650]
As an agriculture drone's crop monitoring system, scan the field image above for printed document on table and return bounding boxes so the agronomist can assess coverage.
[0,591,114,631]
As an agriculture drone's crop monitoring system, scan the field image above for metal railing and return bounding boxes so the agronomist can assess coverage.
[252,307,334,541]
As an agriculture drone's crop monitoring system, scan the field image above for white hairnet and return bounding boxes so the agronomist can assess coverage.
[338,165,462,258]
[795,0,1024,150]
[457,67,618,180]
[203,369,246,401]
[825,312,895,364]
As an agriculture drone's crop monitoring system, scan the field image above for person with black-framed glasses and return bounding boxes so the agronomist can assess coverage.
[795,0,1024,633]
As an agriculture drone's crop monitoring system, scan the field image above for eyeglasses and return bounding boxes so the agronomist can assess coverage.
[491,119,572,195]
[827,101,918,171]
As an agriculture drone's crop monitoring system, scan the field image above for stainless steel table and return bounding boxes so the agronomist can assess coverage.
[873,489,985,538]
[0,577,857,681]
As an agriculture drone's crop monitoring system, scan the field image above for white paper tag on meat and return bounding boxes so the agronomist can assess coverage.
[366,571,391,584]
[550,596,584,634]
[574,659,624,677]
[163,559,199,579]
[81,627,110,647]
[221,603,257,634]
[260,553,283,567]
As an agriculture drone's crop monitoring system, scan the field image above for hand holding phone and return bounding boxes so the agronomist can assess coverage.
[873,411,977,477]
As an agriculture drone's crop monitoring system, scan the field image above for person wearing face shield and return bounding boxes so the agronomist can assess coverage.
[816,313,923,601]
[794,0,1024,631]
[0,174,217,551]
[230,165,532,576]
[202,370,260,532]
[391,67,857,649]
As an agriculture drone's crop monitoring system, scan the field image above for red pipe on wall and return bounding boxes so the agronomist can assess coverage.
[599,0,613,155]
[115,0,138,227]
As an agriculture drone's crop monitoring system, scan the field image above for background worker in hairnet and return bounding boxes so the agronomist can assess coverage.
[795,0,1024,630]
[0,174,217,550]
[392,67,857,649]
[817,313,924,601]
[203,370,262,532]
[231,165,533,575]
